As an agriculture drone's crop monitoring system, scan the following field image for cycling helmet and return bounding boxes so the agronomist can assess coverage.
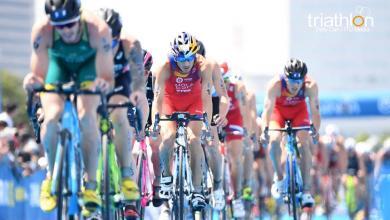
[284,58,307,80]
[143,49,153,72]
[45,0,81,25]
[170,32,199,58]
[220,62,232,81]
[98,8,122,38]
[197,40,206,57]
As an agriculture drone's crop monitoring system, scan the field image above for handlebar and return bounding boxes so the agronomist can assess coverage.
[151,112,211,139]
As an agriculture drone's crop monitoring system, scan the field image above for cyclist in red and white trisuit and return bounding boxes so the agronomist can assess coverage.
[153,32,213,211]
[260,58,321,208]
[221,63,246,218]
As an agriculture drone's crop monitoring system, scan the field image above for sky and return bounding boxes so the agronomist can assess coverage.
[34,0,289,76]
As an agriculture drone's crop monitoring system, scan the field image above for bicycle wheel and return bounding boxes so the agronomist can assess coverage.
[173,147,185,220]
[289,156,299,220]
[102,134,112,220]
[136,151,145,219]
[57,131,68,220]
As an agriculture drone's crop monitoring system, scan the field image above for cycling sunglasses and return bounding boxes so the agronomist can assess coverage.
[287,78,303,85]
[54,21,78,29]
[175,55,195,63]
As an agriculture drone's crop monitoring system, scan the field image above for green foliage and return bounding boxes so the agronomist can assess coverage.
[355,133,370,143]
[0,70,28,126]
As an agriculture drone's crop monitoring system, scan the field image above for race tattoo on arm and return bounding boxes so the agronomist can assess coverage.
[206,83,211,96]
[33,35,42,50]
[219,79,225,90]
[129,41,145,92]
[101,38,111,53]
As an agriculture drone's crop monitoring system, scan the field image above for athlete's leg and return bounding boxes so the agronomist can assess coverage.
[226,138,244,197]
[40,93,64,176]
[207,126,223,188]
[188,121,205,192]
[77,95,100,186]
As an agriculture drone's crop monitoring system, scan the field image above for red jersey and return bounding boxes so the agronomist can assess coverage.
[226,83,243,126]
[275,75,307,107]
[162,55,203,115]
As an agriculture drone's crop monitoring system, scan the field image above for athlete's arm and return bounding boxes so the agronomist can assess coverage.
[306,79,321,131]
[152,63,169,118]
[123,37,145,92]
[248,92,258,135]
[123,36,148,127]
[261,77,279,129]
[212,62,229,120]
[235,82,247,124]
[89,18,114,89]
[30,20,50,82]
[200,60,213,119]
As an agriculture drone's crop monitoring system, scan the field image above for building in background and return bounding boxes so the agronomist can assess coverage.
[0,0,34,76]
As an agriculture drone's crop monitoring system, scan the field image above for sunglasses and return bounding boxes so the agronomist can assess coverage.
[175,55,195,63]
[54,21,78,29]
[287,78,303,85]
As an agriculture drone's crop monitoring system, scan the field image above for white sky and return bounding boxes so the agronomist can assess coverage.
[35,0,289,76]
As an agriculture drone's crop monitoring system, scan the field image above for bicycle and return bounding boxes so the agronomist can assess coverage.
[268,120,316,220]
[27,83,103,220]
[97,99,137,220]
[127,106,155,219]
[152,112,211,220]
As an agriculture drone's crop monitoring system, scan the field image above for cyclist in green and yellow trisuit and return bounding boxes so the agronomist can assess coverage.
[23,0,114,216]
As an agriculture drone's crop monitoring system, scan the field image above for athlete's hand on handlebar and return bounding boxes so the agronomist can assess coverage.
[213,114,228,128]
[94,77,111,93]
[23,73,44,91]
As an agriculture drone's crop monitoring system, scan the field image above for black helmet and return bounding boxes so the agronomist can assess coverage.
[98,8,122,38]
[143,49,153,72]
[45,0,81,25]
[197,40,206,57]
[284,58,307,80]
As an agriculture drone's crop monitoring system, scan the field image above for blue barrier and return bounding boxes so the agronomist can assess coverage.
[0,156,56,220]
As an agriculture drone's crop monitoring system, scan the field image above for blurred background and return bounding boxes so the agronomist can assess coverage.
[0,0,389,219]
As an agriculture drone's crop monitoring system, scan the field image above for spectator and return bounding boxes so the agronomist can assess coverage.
[0,103,18,128]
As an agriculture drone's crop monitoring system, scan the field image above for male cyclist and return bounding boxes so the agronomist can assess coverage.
[260,58,320,208]
[197,40,229,210]
[23,0,113,215]
[153,32,213,211]
[98,8,149,217]
[220,63,247,217]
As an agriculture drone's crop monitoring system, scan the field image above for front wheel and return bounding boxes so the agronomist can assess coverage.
[289,157,299,220]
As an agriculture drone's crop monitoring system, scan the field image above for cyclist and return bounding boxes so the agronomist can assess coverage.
[153,32,213,211]
[23,0,114,215]
[322,124,348,198]
[98,8,149,217]
[220,63,246,218]
[260,58,320,208]
[197,40,229,210]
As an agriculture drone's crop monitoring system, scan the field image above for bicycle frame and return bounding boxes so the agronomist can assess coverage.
[283,131,304,202]
[269,121,313,220]
[153,112,210,220]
